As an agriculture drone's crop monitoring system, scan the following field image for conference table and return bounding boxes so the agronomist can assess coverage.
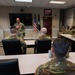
[25,40,35,48]
[59,34,75,41]
[59,34,75,52]
[0,52,75,75]
[24,37,38,40]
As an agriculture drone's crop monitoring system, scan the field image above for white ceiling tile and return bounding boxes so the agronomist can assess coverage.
[6,0,17,6]
[0,0,75,9]
[0,0,9,6]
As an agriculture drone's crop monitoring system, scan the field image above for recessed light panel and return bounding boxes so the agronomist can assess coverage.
[15,0,32,2]
[50,1,66,4]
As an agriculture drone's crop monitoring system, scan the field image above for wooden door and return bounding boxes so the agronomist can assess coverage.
[43,17,52,37]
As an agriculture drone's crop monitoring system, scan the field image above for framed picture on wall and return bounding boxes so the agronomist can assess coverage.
[44,9,52,16]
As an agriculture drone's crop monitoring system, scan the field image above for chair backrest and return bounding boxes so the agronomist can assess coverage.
[35,39,51,53]
[0,59,20,75]
[2,39,22,55]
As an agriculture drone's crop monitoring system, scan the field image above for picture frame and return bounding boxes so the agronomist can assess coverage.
[44,9,52,16]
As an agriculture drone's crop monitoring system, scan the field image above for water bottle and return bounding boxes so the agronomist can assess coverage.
[48,50,52,58]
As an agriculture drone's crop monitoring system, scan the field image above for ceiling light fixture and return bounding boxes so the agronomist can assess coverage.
[50,1,66,4]
[15,0,32,2]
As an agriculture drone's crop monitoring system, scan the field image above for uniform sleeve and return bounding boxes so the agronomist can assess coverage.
[35,61,51,75]
[69,62,75,70]
[4,36,9,39]
[67,61,75,71]
[20,38,26,46]
[35,65,44,75]
[21,23,25,36]
[21,23,25,30]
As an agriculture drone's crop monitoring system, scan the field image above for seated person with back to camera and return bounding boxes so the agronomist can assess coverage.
[4,26,26,54]
[37,27,51,40]
[70,26,75,38]
[35,38,75,75]
[35,27,51,53]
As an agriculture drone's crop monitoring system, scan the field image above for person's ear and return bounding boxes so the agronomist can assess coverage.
[51,47,54,53]
[51,48,56,57]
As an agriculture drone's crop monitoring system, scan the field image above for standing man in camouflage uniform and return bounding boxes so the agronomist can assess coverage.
[4,26,26,54]
[14,18,25,39]
[35,38,75,75]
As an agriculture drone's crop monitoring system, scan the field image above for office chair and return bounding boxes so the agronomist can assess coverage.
[2,39,22,55]
[35,39,51,53]
[0,59,20,75]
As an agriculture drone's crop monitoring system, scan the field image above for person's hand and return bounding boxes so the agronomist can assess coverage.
[16,26,20,29]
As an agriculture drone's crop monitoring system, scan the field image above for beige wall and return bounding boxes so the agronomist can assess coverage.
[0,6,44,29]
[64,8,74,28]
[73,9,75,26]
[52,9,60,38]
[0,6,60,39]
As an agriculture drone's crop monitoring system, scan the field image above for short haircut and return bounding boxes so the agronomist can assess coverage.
[41,27,47,34]
[16,18,20,20]
[10,26,16,34]
[53,38,69,58]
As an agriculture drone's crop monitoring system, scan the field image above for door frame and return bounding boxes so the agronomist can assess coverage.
[43,16,52,37]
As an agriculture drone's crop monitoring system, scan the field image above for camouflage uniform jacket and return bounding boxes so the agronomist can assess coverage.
[65,29,71,34]
[34,35,51,53]
[4,35,26,53]
[70,29,75,37]
[14,22,25,38]
[37,35,51,40]
[35,58,75,75]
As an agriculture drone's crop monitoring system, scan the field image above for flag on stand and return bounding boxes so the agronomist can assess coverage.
[33,22,38,32]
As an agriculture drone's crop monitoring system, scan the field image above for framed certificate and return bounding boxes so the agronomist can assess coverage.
[44,9,52,16]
